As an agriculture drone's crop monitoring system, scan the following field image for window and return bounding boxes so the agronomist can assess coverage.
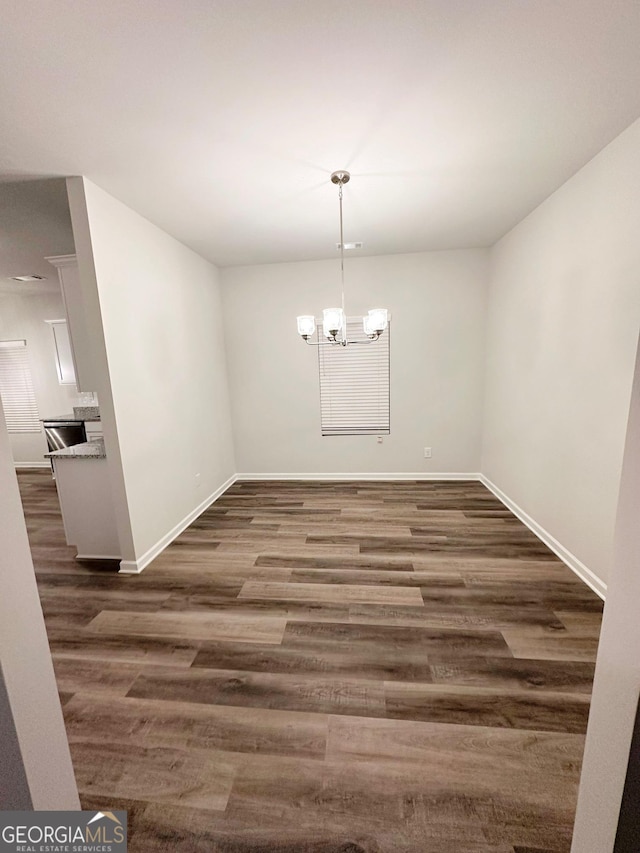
[0,340,41,433]
[318,317,390,436]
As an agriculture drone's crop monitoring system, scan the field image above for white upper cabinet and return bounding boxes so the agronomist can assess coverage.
[47,319,77,385]
[46,254,98,392]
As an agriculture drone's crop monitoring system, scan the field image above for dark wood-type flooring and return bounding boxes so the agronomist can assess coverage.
[18,472,604,852]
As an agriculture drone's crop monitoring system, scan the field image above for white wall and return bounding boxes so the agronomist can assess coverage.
[571,329,640,851]
[482,117,640,589]
[222,250,489,475]
[67,178,236,569]
[0,291,78,464]
[0,395,79,809]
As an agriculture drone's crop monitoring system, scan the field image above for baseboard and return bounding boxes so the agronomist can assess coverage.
[14,462,50,469]
[75,554,121,561]
[113,468,606,600]
[236,472,482,481]
[118,474,238,574]
[480,474,607,600]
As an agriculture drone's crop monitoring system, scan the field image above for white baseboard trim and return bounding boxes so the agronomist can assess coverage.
[480,475,607,600]
[113,468,606,599]
[236,472,482,481]
[118,474,238,574]
[118,563,143,575]
[14,462,51,469]
[75,554,121,561]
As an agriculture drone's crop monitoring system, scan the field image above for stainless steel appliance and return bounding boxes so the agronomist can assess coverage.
[44,420,87,453]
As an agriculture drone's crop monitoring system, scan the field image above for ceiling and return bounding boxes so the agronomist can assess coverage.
[1,0,640,268]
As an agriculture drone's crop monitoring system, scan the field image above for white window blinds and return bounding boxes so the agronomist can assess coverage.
[0,340,41,433]
[318,318,390,436]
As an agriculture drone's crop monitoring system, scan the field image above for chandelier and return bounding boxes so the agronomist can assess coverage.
[296,170,388,346]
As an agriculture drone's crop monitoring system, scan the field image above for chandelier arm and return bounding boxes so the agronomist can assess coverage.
[346,336,381,345]
[303,334,379,346]
[303,338,346,347]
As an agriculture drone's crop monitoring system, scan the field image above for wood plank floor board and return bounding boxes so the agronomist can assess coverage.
[127,666,388,718]
[513,848,562,853]
[512,847,563,853]
[178,530,309,546]
[159,596,353,623]
[191,638,437,682]
[128,799,515,853]
[217,506,342,517]
[462,578,604,603]
[37,566,293,593]
[282,619,513,658]
[358,539,560,559]
[341,508,471,522]
[279,522,417,536]
[224,751,574,850]
[554,610,603,638]
[145,565,294,582]
[64,694,328,759]
[38,586,173,613]
[52,657,144,697]
[69,739,239,812]
[419,605,567,633]
[428,655,595,694]
[501,631,600,662]
[419,586,572,608]
[87,609,288,644]
[288,568,466,587]
[255,553,417,571]
[484,822,574,852]
[17,471,603,852]
[238,580,425,606]
[346,603,565,631]
[462,570,591,589]
[216,542,363,558]
[384,681,590,734]
[49,631,201,667]
[39,601,103,626]
[326,715,585,776]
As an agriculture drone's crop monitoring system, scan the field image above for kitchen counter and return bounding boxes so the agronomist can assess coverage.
[47,439,119,560]
[41,413,83,422]
[41,412,101,422]
[45,440,106,460]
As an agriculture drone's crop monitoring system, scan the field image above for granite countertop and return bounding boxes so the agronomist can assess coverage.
[42,413,101,423]
[42,413,83,422]
[45,440,106,460]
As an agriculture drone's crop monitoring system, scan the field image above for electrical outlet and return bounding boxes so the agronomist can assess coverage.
[195,473,201,488]
[423,447,432,458]
[377,436,383,444]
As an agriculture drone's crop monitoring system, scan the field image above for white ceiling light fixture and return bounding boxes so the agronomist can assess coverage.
[296,171,388,347]
[9,275,46,282]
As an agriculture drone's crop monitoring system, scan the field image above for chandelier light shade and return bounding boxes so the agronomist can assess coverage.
[296,315,316,338]
[365,308,388,335]
[296,170,389,347]
[322,307,345,340]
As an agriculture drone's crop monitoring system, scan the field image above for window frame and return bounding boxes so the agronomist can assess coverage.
[0,339,42,434]
[317,317,390,437]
